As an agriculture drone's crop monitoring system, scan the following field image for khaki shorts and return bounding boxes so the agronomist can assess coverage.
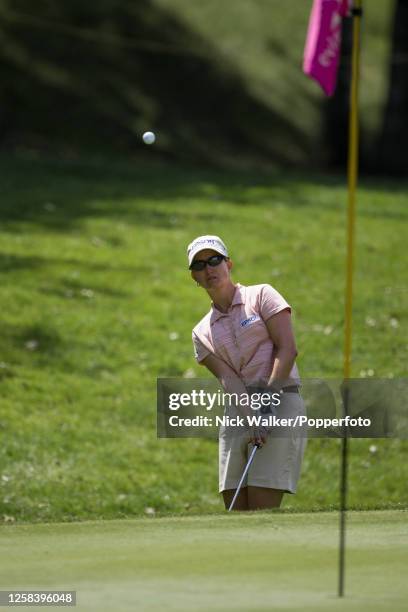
[219,392,307,493]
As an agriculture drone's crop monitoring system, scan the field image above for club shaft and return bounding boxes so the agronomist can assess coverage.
[228,445,259,511]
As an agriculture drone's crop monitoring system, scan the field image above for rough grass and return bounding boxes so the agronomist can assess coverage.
[0,153,407,523]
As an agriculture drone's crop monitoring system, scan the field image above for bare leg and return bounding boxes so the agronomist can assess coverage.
[222,486,248,511]
[247,486,284,510]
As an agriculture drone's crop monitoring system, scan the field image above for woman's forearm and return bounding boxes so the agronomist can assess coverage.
[201,354,255,419]
[267,347,298,387]
[218,373,256,419]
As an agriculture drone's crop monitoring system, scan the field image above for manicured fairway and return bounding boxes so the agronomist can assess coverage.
[1,511,407,611]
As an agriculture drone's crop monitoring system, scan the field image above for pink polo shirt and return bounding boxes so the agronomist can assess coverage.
[192,283,299,386]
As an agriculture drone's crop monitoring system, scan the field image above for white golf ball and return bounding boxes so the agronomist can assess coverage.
[142,131,156,145]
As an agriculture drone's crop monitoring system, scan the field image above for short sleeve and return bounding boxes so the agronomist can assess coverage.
[192,331,211,363]
[259,284,291,322]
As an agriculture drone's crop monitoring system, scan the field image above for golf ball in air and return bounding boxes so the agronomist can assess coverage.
[143,131,156,145]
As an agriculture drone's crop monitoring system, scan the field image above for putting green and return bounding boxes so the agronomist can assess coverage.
[1,511,407,611]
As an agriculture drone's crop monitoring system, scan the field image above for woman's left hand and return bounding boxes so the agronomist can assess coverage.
[249,425,270,447]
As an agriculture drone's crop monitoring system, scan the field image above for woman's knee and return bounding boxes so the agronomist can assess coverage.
[247,486,284,510]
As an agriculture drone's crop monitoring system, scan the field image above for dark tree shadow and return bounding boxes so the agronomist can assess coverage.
[0,0,307,167]
[376,0,408,176]
[322,15,352,170]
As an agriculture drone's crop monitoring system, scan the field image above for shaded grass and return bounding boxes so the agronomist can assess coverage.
[0,153,407,522]
[154,0,396,156]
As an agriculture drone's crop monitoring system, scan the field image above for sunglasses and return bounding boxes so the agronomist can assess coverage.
[189,254,228,271]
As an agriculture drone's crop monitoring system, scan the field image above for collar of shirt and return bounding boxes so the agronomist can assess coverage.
[209,283,246,324]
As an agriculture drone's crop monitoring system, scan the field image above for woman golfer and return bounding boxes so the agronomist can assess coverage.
[188,235,306,511]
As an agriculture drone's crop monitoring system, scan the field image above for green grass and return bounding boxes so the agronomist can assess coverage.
[0,153,407,522]
[1,511,407,611]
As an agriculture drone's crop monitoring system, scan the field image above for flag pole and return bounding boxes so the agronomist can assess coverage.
[339,0,363,598]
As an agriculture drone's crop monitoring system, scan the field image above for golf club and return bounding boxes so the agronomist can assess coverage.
[228,443,260,511]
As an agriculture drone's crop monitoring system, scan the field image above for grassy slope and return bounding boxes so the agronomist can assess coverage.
[154,0,395,153]
[0,1,395,166]
[0,153,407,522]
[1,511,408,611]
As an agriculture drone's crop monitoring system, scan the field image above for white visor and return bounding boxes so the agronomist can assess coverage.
[187,235,228,267]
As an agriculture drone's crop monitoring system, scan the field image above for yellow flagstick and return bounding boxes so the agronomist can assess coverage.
[339,0,363,598]
[344,0,362,379]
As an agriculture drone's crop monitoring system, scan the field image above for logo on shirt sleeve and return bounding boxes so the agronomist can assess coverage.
[240,314,261,327]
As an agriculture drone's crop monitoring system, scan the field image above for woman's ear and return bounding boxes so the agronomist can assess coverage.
[227,258,233,271]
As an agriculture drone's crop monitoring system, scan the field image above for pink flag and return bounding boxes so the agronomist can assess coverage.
[303,0,352,96]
